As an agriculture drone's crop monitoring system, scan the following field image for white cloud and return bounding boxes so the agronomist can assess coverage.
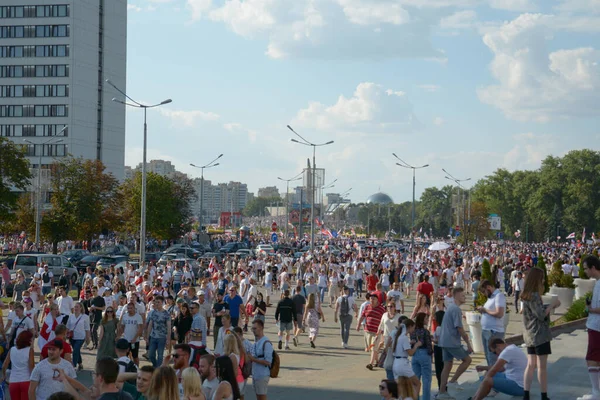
[127,4,142,12]
[487,0,537,11]
[433,117,445,125]
[555,0,600,13]
[439,10,476,29]
[418,84,441,92]
[189,0,445,60]
[477,13,600,122]
[223,122,258,142]
[159,109,220,126]
[502,133,558,170]
[292,82,419,134]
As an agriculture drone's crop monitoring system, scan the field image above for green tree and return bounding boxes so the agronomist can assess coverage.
[119,171,194,240]
[43,157,120,251]
[481,259,493,282]
[243,196,283,217]
[0,137,32,225]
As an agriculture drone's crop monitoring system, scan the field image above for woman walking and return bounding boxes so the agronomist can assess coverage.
[303,293,325,348]
[521,267,560,400]
[174,302,193,344]
[411,312,433,400]
[378,300,401,380]
[411,293,431,321]
[66,302,90,371]
[2,331,34,400]
[391,319,422,397]
[96,306,117,360]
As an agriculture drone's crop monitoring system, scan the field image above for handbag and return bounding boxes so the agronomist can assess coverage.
[377,346,389,369]
[67,315,83,340]
[383,346,394,370]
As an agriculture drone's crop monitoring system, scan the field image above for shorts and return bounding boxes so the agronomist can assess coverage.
[393,357,415,378]
[278,321,293,333]
[479,372,524,396]
[253,377,270,395]
[129,342,140,359]
[526,341,551,356]
[364,331,377,350]
[295,314,304,330]
[442,346,469,362]
[586,329,600,362]
[245,303,254,316]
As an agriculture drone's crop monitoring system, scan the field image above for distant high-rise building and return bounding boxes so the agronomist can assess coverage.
[257,186,280,199]
[190,179,249,224]
[1,1,128,200]
[134,159,176,177]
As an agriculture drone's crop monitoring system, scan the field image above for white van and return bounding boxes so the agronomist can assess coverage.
[13,253,78,283]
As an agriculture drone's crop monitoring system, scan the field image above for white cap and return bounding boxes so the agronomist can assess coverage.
[34,273,41,278]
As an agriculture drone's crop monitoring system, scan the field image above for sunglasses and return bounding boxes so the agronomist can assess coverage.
[172,354,181,359]
[107,310,114,313]
[379,385,387,390]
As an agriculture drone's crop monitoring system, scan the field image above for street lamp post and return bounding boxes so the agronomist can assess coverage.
[392,153,429,263]
[287,125,334,251]
[191,154,223,234]
[442,169,471,244]
[320,178,337,223]
[24,128,67,248]
[278,173,303,239]
[106,79,171,264]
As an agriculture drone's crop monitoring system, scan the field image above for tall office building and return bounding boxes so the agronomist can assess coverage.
[0,1,127,199]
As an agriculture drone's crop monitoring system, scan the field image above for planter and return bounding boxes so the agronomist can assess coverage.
[466,311,484,354]
[542,294,559,315]
[574,278,597,300]
[549,286,575,314]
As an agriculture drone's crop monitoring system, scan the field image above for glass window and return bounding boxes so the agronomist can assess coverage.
[15,86,22,97]
[14,66,22,77]
[35,105,44,117]
[14,106,22,117]
[15,6,23,18]
[36,6,44,17]
[36,46,44,57]
[57,45,66,57]
[36,86,44,97]
[35,65,43,77]
[57,65,65,76]
[36,125,43,136]
[57,85,66,97]
[14,125,22,136]
[36,25,44,37]
[15,26,23,37]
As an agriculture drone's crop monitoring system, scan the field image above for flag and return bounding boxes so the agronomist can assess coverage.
[566,232,576,239]
[391,229,397,235]
[419,227,423,233]
[424,232,429,239]
[593,232,596,242]
[331,230,338,238]
[582,227,586,242]
[315,218,323,228]
[320,228,333,238]
[351,228,356,236]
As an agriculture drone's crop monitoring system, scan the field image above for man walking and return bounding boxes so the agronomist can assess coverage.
[275,289,297,350]
[478,280,506,366]
[211,291,229,349]
[356,293,385,370]
[29,339,78,400]
[224,286,245,327]
[335,286,357,349]
[145,295,171,367]
[249,319,273,400]
[578,255,600,400]
[118,302,143,366]
[437,287,473,400]
[292,286,306,346]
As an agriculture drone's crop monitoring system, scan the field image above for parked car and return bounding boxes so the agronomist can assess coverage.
[77,255,102,270]
[256,244,275,255]
[158,253,179,266]
[12,253,78,283]
[96,255,129,269]
[61,249,90,264]
[234,249,253,258]
[96,244,130,256]
[163,246,202,259]
[219,242,248,254]
[144,252,161,263]
[198,252,223,263]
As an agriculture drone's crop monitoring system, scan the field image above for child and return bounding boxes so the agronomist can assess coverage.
[432,310,445,391]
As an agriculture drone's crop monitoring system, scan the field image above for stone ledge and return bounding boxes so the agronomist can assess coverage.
[505,318,588,346]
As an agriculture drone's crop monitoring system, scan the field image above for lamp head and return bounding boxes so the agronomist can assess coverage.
[160,99,172,105]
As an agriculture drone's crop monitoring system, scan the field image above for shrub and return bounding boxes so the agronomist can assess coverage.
[579,254,588,279]
[538,256,550,294]
[563,294,591,322]
[481,259,493,282]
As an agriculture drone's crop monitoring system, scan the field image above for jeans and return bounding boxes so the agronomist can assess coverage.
[382,285,389,293]
[482,372,525,396]
[148,336,166,367]
[348,288,355,297]
[504,279,510,293]
[91,322,100,347]
[482,329,505,366]
[339,314,352,345]
[42,286,51,295]
[71,339,85,367]
[357,279,363,297]
[514,291,521,312]
[385,368,394,380]
[174,283,181,293]
[412,348,432,400]
[319,286,327,303]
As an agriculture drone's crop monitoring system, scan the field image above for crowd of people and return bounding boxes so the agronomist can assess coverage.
[0,236,598,400]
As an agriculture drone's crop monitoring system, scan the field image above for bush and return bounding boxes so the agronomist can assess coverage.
[579,254,588,279]
[563,293,591,322]
[538,256,550,294]
[481,259,493,282]
[549,260,563,287]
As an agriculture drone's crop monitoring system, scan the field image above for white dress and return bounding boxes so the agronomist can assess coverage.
[392,333,415,378]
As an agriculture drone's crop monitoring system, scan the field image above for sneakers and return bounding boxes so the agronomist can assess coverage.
[487,389,498,397]
[446,381,463,391]
[310,340,316,348]
[293,337,298,347]
[343,343,348,349]
[285,345,290,350]
[278,340,282,350]
[434,393,455,400]
[577,395,600,400]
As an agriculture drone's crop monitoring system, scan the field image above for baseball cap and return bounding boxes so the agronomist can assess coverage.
[198,290,205,296]
[46,339,64,350]
[116,338,130,350]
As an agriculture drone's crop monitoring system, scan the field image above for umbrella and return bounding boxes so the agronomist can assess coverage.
[428,241,450,251]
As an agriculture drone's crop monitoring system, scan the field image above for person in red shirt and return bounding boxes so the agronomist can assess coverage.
[417,275,434,306]
[357,294,385,370]
[366,270,379,292]
[373,283,387,305]
[40,327,73,363]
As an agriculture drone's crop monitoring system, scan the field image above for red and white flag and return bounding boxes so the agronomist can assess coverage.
[582,227,586,242]
[351,228,356,236]
[566,232,576,239]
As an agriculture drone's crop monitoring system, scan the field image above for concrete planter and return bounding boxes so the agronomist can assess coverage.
[574,278,597,300]
[549,286,575,314]
[466,311,484,354]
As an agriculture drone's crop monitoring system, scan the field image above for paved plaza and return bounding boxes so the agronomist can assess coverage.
[19,289,586,400]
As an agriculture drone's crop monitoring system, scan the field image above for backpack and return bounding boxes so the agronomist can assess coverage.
[118,359,137,385]
[340,296,350,317]
[260,340,280,378]
[42,272,50,284]
[241,354,252,379]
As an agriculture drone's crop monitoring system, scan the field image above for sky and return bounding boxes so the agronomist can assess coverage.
[121,0,600,204]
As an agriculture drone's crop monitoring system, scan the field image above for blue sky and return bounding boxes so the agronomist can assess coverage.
[122,0,600,203]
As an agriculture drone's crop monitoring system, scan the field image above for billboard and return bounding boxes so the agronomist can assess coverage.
[488,214,501,230]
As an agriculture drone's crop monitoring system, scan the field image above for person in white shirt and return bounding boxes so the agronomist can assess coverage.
[8,303,35,345]
[387,282,406,314]
[334,286,357,349]
[512,272,524,312]
[66,302,90,371]
[477,280,506,366]
[469,338,527,399]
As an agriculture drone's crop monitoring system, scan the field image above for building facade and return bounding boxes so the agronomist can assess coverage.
[257,186,280,199]
[191,179,249,224]
[0,1,127,197]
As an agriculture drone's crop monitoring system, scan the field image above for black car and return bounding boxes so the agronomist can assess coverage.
[144,252,160,263]
[164,246,202,259]
[219,242,247,254]
[96,244,130,256]
[77,255,102,270]
[61,249,90,264]
[199,252,223,263]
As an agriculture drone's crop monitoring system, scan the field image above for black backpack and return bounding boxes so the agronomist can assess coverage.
[340,296,350,317]
[118,359,137,385]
